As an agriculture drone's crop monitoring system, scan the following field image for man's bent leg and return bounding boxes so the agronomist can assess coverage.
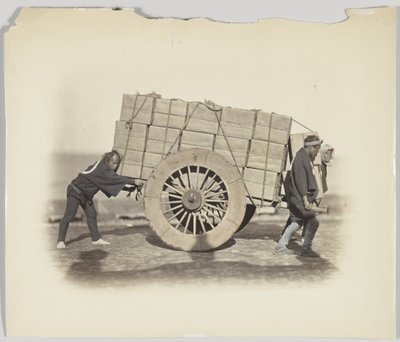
[58,195,80,243]
[84,201,101,242]
[275,220,302,251]
[300,217,320,257]
[302,217,319,249]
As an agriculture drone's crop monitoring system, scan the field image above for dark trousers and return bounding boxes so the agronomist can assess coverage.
[289,202,319,250]
[57,191,101,243]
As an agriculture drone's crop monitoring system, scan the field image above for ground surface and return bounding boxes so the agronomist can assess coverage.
[47,202,344,288]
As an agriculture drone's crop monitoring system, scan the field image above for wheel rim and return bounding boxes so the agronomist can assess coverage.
[144,148,246,251]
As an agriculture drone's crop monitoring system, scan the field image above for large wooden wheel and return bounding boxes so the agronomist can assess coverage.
[144,148,246,251]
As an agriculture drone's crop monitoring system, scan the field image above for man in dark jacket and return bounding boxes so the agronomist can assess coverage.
[57,150,143,249]
[274,135,322,257]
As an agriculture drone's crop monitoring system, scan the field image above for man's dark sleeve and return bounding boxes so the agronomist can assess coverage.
[292,157,309,197]
[94,168,134,197]
[123,176,138,186]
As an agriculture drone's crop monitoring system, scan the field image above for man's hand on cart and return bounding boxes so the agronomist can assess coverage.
[302,196,313,211]
[134,181,144,201]
[123,180,144,201]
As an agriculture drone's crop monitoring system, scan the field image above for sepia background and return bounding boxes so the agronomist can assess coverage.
[3,4,397,340]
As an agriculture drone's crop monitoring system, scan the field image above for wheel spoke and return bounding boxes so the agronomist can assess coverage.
[210,206,223,220]
[202,173,217,191]
[203,206,222,222]
[199,211,216,230]
[166,207,185,222]
[183,213,192,233]
[203,176,219,191]
[169,176,187,193]
[204,180,224,195]
[162,204,183,215]
[199,168,211,190]
[204,190,228,199]
[196,165,200,189]
[219,207,227,216]
[165,192,183,200]
[201,173,216,191]
[164,182,184,195]
[187,166,192,189]
[174,211,188,230]
[197,213,207,233]
[205,203,227,213]
[160,200,182,205]
[216,207,224,220]
[215,201,228,209]
[205,199,229,203]
[178,169,188,190]
[193,213,197,234]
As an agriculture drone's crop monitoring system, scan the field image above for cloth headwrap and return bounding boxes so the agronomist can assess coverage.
[304,140,322,147]
[321,144,334,165]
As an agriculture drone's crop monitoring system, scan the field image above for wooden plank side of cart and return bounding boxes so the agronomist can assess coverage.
[113,93,292,206]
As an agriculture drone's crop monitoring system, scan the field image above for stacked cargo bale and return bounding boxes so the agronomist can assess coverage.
[112,93,292,204]
[217,107,291,204]
[113,94,155,179]
[113,94,218,178]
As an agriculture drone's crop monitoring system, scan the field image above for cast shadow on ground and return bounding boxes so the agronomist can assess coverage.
[65,225,148,246]
[66,225,337,287]
[145,233,236,252]
[66,256,337,287]
[69,249,109,276]
[145,234,236,264]
[235,222,284,243]
[62,219,339,286]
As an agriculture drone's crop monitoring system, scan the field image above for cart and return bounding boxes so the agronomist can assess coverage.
[112,92,323,251]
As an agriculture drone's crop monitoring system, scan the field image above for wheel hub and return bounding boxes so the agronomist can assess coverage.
[181,189,203,212]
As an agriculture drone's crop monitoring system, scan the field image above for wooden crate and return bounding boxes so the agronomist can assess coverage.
[153,112,186,130]
[253,126,291,145]
[146,126,180,155]
[243,168,280,200]
[185,103,220,135]
[170,99,188,116]
[256,111,292,131]
[218,107,255,140]
[120,162,142,179]
[116,148,143,178]
[214,135,249,168]
[113,121,147,152]
[221,107,255,126]
[141,167,154,179]
[120,94,154,124]
[143,152,163,168]
[154,98,171,113]
[154,98,188,115]
[214,151,247,168]
[180,131,214,150]
[253,112,291,145]
[247,140,287,172]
